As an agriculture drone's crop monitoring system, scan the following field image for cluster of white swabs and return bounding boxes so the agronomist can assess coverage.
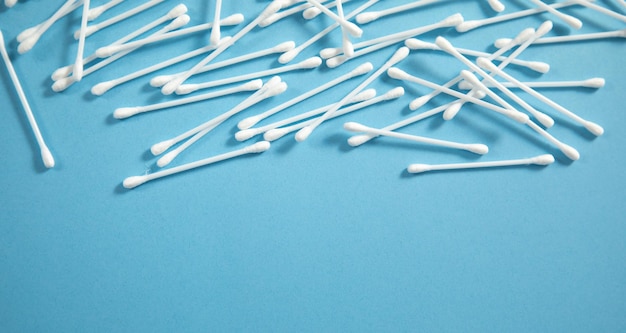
[1,0,624,188]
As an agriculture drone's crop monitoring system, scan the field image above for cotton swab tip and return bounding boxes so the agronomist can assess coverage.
[356,88,377,101]
[531,154,555,165]
[384,86,405,99]
[560,143,580,160]
[162,77,184,95]
[168,4,189,18]
[51,77,75,92]
[347,134,371,147]
[407,164,431,174]
[536,20,554,36]
[235,129,258,141]
[584,121,604,136]
[434,36,455,53]
[41,146,55,168]
[404,38,437,50]
[356,12,380,24]
[150,75,173,87]
[386,67,410,81]
[18,36,38,54]
[221,13,245,25]
[488,0,505,12]
[583,78,605,88]
[114,107,140,119]
[295,126,313,142]
[263,128,289,141]
[123,175,148,189]
[442,13,464,27]
[352,62,374,76]
[157,151,177,167]
[96,45,118,58]
[274,41,296,52]
[299,56,323,68]
[244,141,271,153]
[91,81,115,96]
[409,96,430,110]
[455,20,481,33]
[151,140,175,156]
[443,102,463,120]
[278,49,299,64]
[528,61,551,73]
[320,48,341,59]
[237,116,261,130]
[343,122,368,132]
[175,84,199,95]
[465,144,489,155]
[302,7,321,20]
[52,65,72,81]
[391,46,410,63]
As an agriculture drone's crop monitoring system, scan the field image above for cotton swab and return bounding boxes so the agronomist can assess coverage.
[175,56,322,95]
[356,0,443,24]
[407,154,555,174]
[301,0,353,20]
[304,0,363,37]
[494,29,626,47]
[487,0,505,12]
[235,89,376,141]
[18,0,79,54]
[74,0,166,39]
[73,0,91,82]
[113,80,263,119]
[210,0,223,45]
[278,0,377,64]
[0,31,54,168]
[149,40,294,88]
[457,77,605,90]
[259,0,332,27]
[94,13,244,58]
[263,87,404,141]
[404,38,550,74]
[344,122,489,154]
[17,0,83,43]
[53,15,190,92]
[476,57,605,136]
[336,0,354,57]
[455,0,578,32]
[296,47,409,142]
[237,62,373,130]
[88,0,124,21]
[160,1,282,95]
[123,141,271,189]
[571,0,626,22]
[529,0,582,29]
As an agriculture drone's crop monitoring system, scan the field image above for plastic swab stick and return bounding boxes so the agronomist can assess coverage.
[75,0,166,38]
[456,0,577,32]
[487,0,505,12]
[91,38,229,95]
[477,57,604,136]
[175,56,321,95]
[278,0,377,64]
[529,0,582,29]
[407,154,555,174]
[88,0,124,21]
[18,0,79,54]
[264,87,404,141]
[296,47,409,142]
[73,0,91,82]
[572,0,626,22]
[494,29,626,47]
[54,4,189,80]
[123,141,271,189]
[235,89,376,141]
[113,80,263,119]
[0,31,54,168]
[210,0,223,45]
[458,78,605,90]
[356,0,442,24]
[149,40,294,88]
[336,0,354,57]
[238,62,372,130]
[161,2,282,95]
[344,122,489,154]
[304,0,362,37]
[95,13,244,58]
[17,1,83,43]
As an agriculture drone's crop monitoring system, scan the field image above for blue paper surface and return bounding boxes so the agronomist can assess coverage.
[1,0,625,331]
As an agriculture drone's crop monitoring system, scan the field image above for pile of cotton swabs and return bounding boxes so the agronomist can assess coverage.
[1,0,624,188]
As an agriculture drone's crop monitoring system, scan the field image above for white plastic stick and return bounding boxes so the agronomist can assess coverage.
[175,56,322,95]
[458,78,605,90]
[237,62,373,130]
[304,0,362,37]
[17,0,83,43]
[76,0,166,38]
[113,80,263,119]
[18,0,79,54]
[123,141,271,189]
[161,2,282,95]
[210,0,223,45]
[73,0,91,82]
[296,47,409,142]
[356,0,442,24]
[0,31,54,168]
[344,122,489,154]
[494,29,626,47]
[88,0,124,21]
[529,0,582,29]
[407,154,555,174]
[572,0,626,22]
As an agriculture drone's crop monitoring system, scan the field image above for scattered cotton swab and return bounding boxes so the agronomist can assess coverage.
[457,77,605,90]
[529,0,583,29]
[88,0,124,21]
[302,0,353,20]
[407,154,555,174]
[494,29,626,47]
[304,0,363,37]
[210,0,223,45]
[74,0,166,39]
[18,0,80,54]
[571,0,626,23]
[73,0,91,82]
[356,0,443,24]
[260,0,332,27]
[17,0,82,43]
[0,30,54,168]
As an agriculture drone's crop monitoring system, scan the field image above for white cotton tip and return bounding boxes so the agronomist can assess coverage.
[475,89,487,99]
[91,81,115,96]
[5,0,17,8]
[559,143,580,161]
[175,84,198,95]
[73,63,84,81]
[113,107,140,119]
[52,65,73,81]
[391,46,410,63]
[298,56,323,69]
[535,112,555,128]
[167,14,191,30]
[455,20,481,33]
[344,22,363,38]
[343,40,354,58]
[494,38,512,49]
[347,134,371,147]
[295,126,312,142]
[243,79,264,91]
[409,95,431,110]
[320,48,341,59]
[261,2,283,20]
[274,41,296,53]
[123,175,147,189]
[278,49,299,64]
[351,62,374,76]
[354,88,377,101]
[151,140,175,156]
[168,4,188,18]
[457,80,472,90]
[514,28,536,44]
[17,26,39,43]
[531,154,555,165]
[235,129,259,141]
[584,121,604,136]
[245,141,271,153]
[343,121,368,132]
[563,14,583,30]
[583,78,605,88]
[386,67,410,81]
[326,56,347,68]
[476,56,496,72]
[465,144,489,155]
[88,7,106,21]
[384,87,405,100]
[156,151,177,167]
[441,13,464,27]
[219,13,243,26]
[302,7,321,20]
[404,38,437,50]
[51,77,75,92]
[528,61,550,73]
[443,102,463,120]
[96,45,118,58]
[237,115,261,130]
[434,36,455,53]
[18,35,38,54]
[40,146,55,168]
[488,0,505,13]
[356,11,380,24]
[263,82,288,98]
[407,164,431,174]
[536,20,554,36]
[511,111,530,124]
[263,128,289,141]
[150,75,174,87]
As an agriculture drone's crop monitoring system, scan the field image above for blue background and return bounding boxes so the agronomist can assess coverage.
[1,0,625,331]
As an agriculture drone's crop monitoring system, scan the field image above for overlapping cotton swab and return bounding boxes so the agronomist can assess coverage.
[0,30,54,168]
[74,0,166,38]
[407,154,555,174]
[458,77,605,90]
[494,29,626,47]
[304,0,363,37]
[295,47,409,142]
[529,0,582,29]
[210,0,223,45]
[175,56,321,95]
[344,122,489,154]
[17,0,82,43]
[336,0,354,57]
[237,62,373,130]
[73,0,91,82]
[356,0,443,24]
[123,141,271,189]
[113,80,263,119]
[88,0,123,21]
[95,13,244,58]
[18,0,80,54]
[572,0,626,22]
[259,0,332,27]
[302,0,353,20]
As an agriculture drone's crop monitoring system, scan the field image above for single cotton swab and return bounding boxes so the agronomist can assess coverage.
[210,0,223,45]
[457,78,605,90]
[88,0,124,21]
[356,0,443,24]
[18,0,79,54]
[75,0,166,38]
[494,29,626,47]
[0,30,54,168]
[529,0,582,29]
[344,122,489,154]
[304,0,362,37]
[123,141,271,189]
[73,0,91,82]
[407,154,555,174]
